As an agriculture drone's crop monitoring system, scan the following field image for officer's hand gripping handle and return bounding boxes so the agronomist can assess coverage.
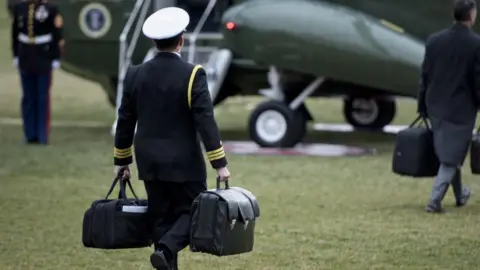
[216,176,230,190]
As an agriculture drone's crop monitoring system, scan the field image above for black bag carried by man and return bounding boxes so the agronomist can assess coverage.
[470,127,480,174]
[392,115,440,177]
[82,174,152,249]
[190,178,260,256]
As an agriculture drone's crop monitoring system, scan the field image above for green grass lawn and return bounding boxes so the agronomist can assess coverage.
[2,4,480,270]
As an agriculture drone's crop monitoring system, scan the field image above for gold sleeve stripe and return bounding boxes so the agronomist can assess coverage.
[114,147,132,153]
[114,150,132,155]
[115,153,132,159]
[207,147,226,161]
[187,65,203,109]
[115,152,132,158]
[208,151,226,161]
[206,146,224,157]
[114,147,133,158]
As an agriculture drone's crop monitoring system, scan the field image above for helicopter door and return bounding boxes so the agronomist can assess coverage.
[205,49,233,102]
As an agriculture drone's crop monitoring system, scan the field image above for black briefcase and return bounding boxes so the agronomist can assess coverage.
[82,175,152,249]
[392,115,439,177]
[470,127,480,174]
[190,179,260,256]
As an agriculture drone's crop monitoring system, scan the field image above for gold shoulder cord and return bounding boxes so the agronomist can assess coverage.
[188,65,203,109]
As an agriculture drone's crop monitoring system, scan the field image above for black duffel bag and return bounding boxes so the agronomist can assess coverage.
[470,127,480,174]
[392,115,440,177]
[82,174,152,249]
[190,179,260,256]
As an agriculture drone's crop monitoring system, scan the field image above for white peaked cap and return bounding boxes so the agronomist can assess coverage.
[142,7,190,40]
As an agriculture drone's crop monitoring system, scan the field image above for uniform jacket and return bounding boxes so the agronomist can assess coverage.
[418,23,480,166]
[11,0,63,73]
[114,52,228,182]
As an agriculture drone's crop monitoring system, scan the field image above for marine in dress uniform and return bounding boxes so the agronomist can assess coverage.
[113,7,231,270]
[418,0,477,213]
[11,0,64,144]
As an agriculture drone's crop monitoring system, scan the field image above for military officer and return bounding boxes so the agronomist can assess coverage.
[418,0,477,213]
[113,7,230,270]
[11,0,64,145]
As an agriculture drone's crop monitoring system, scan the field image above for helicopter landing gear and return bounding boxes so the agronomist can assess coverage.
[249,72,325,148]
[204,49,233,105]
[342,96,396,129]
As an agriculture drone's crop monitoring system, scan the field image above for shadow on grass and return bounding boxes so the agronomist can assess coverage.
[57,126,398,155]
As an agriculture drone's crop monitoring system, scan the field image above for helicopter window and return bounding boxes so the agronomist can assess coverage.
[178,0,233,32]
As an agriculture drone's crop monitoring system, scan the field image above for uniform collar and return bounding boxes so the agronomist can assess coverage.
[156,51,181,58]
[451,22,473,31]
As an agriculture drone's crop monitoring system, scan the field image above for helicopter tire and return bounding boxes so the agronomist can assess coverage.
[343,96,396,129]
[249,100,307,148]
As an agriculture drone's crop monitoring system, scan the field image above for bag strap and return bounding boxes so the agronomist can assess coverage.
[105,174,139,201]
[409,115,431,129]
[105,175,121,199]
[118,177,139,200]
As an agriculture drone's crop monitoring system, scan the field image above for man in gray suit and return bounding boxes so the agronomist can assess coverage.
[418,0,479,213]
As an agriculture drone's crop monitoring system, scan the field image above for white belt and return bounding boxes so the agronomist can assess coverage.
[18,33,52,44]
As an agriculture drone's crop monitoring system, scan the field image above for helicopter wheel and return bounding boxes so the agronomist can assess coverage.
[343,96,396,129]
[249,100,307,148]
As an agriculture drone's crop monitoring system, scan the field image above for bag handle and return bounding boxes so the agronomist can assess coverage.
[409,115,431,129]
[105,175,121,200]
[104,170,139,200]
[118,177,139,200]
[216,176,230,190]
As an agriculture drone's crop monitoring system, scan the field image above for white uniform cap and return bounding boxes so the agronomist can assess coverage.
[142,7,190,40]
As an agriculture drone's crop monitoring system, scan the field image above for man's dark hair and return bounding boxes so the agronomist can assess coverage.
[453,0,477,21]
[153,34,183,51]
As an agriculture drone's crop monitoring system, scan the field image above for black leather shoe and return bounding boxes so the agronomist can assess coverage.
[150,251,171,270]
[424,204,444,213]
[456,189,471,207]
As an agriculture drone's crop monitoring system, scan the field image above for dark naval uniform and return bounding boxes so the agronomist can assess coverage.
[11,0,63,144]
[114,52,227,267]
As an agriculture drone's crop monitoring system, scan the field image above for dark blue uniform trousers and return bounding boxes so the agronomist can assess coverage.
[19,70,52,144]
